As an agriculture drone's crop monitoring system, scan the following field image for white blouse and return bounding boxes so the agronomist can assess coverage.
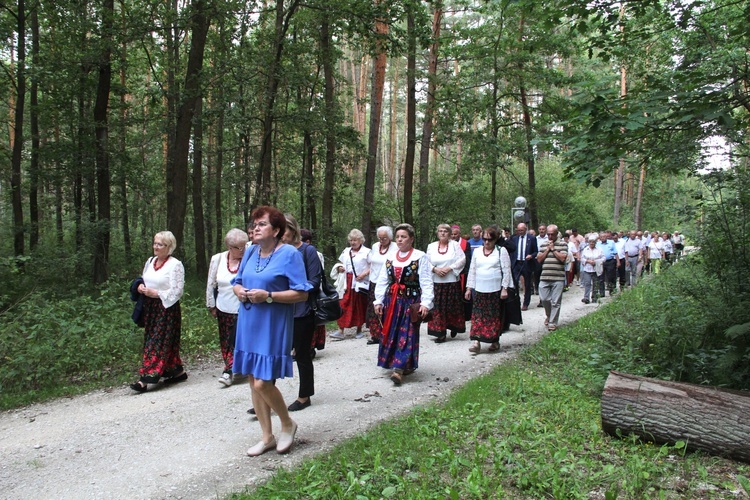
[373,249,435,310]
[580,245,604,273]
[337,246,371,292]
[466,246,512,293]
[367,241,397,284]
[206,251,241,314]
[142,256,184,308]
[425,240,466,284]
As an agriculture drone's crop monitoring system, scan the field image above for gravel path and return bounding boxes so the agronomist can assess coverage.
[1,285,595,499]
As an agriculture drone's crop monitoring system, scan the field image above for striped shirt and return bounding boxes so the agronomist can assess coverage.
[539,240,568,282]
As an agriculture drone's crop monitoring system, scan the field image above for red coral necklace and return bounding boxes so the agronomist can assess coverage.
[153,256,169,271]
[396,248,414,262]
[437,242,449,255]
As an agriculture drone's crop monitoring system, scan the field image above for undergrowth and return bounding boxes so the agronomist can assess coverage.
[0,278,217,409]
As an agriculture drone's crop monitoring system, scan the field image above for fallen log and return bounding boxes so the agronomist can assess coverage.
[601,371,750,463]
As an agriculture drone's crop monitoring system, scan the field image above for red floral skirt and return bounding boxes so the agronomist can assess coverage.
[469,291,504,343]
[337,273,368,329]
[428,281,465,338]
[139,297,183,383]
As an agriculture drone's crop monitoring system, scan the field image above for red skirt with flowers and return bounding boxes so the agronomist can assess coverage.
[427,281,465,338]
[337,273,368,329]
[139,297,184,383]
[469,291,504,343]
[365,282,382,341]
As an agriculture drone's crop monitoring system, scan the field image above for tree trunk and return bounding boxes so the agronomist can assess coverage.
[635,161,646,230]
[614,40,627,226]
[192,97,207,277]
[387,62,398,197]
[254,0,300,206]
[321,15,336,255]
[11,0,26,257]
[92,0,114,284]
[363,0,388,244]
[29,1,39,251]
[167,0,212,255]
[214,88,224,250]
[601,371,750,463]
[417,2,442,247]
[403,5,416,228]
[118,9,132,263]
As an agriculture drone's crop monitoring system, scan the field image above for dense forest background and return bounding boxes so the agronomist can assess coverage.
[0,0,746,285]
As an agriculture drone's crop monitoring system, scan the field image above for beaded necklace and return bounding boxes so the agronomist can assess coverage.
[379,242,389,255]
[153,256,169,271]
[256,245,277,273]
[396,248,414,262]
[227,253,240,274]
[437,242,449,255]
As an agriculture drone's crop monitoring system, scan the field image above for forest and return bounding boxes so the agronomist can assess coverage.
[4,0,742,279]
[1,0,749,395]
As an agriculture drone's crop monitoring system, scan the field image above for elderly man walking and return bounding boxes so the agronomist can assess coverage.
[536,224,568,331]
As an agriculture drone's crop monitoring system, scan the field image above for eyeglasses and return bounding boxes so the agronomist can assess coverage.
[153,242,166,248]
[250,221,270,229]
[228,245,243,251]
[482,237,495,242]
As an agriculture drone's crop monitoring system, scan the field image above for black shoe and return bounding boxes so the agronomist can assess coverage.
[247,407,256,415]
[450,330,458,338]
[537,302,543,308]
[582,298,590,304]
[130,381,147,393]
[366,338,379,345]
[163,372,188,385]
[435,336,447,343]
[288,399,311,412]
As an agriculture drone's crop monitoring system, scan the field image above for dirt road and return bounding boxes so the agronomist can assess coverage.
[1,285,594,499]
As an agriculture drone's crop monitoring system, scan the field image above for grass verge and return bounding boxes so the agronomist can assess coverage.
[232,297,750,499]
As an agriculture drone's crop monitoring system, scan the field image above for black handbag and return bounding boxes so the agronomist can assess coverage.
[313,273,343,326]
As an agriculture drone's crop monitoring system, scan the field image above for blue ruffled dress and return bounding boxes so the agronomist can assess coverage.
[232,244,311,381]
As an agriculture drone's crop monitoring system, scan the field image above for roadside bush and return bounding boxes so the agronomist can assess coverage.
[586,258,750,390]
[0,278,218,409]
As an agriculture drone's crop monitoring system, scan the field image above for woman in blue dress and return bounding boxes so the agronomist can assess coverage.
[373,223,434,385]
[232,206,311,456]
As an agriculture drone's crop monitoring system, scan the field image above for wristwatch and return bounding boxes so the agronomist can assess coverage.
[265,291,273,303]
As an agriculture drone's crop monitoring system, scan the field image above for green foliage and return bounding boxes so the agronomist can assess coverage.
[0,278,218,410]
[235,306,749,499]
[582,257,750,389]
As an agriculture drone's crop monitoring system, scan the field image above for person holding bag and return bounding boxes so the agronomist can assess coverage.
[281,214,322,412]
[330,229,370,340]
[130,231,186,393]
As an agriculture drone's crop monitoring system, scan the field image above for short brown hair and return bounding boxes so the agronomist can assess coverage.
[250,205,286,240]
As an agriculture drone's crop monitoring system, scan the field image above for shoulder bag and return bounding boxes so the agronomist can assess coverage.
[313,273,343,326]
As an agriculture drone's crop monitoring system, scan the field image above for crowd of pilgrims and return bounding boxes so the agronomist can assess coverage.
[129,206,685,457]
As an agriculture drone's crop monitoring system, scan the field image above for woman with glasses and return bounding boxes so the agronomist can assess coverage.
[465,227,513,353]
[365,226,397,345]
[232,206,311,456]
[131,231,186,392]
[330,229,371,340]
[206,228,248,387]
[373,223,434,385]
[425,223,466,343]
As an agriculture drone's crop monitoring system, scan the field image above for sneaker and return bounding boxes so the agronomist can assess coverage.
[355,332,365,339]
[329,331,345,340]
[218,373,232,387]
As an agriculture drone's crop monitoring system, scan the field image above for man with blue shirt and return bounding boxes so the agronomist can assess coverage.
[596,231,619,297]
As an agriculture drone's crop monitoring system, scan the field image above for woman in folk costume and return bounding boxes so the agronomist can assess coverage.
[425,223,466,343]
[465,226,513,354]
[365,226,397,345]
[373,224,434,385]
[330,229,370,340]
